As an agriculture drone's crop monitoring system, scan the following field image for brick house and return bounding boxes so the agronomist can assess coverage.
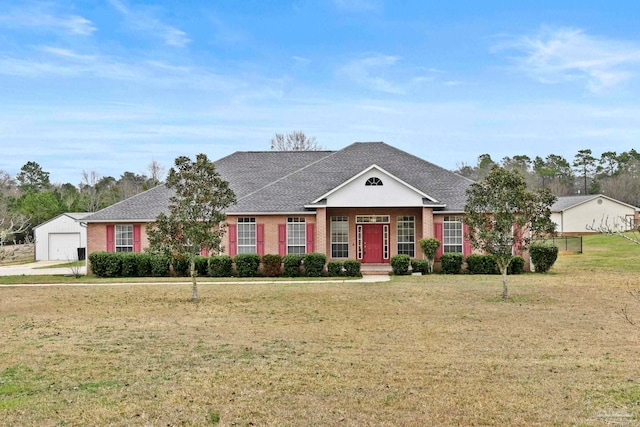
[82,142,475,269]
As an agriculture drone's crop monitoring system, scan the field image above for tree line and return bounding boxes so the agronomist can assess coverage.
[0,160,165,245]
[455,148,640,207]
[0,130,314,244]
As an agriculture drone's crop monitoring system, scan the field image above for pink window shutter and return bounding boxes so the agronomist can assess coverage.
[106,224,115,252]
[463,223,472,256]
[434,223,444,261]
[278,224,286,256]
[133,224,141,253]
[306,223,315,253]
[228,224,237,257]
[257,224,265,255]
[200,247,209,257]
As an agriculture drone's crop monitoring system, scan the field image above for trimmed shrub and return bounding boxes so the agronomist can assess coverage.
[121,253,139,277]
[303,253,326,277]
[193,256,209,277]
[465,254,525,275]
[150,254,170,277]
[171,255,190,277]
[391,254,411,275]
[209,255,232,277]
[440,253,463,274]
[262,254,283,277]
[88,251,108,277]
[283,254,303,277]
[466,254,498,274]
[530,244,559,273]
[343,260,361,277]
[235,254,260,277]
[102,252,122,278]
[89,252,106,277]
[327,261,344,277]
[419,238,441,273]
[508,256,525,275]
[136,253,152,277]
[410,259,429,274]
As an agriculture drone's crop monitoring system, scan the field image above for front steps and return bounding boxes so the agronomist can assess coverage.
[360,263,392,275]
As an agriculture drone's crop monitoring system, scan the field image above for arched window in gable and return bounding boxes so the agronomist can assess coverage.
[365,177,383,186]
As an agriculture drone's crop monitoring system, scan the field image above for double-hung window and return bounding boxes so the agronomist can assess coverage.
[237,217,256,254]
[115,224,133,252]
[287,217,306,254]
[397,216,415,257]
[330,216,349,258]
[443,216,463,253]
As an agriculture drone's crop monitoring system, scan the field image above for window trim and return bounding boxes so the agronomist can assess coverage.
[331,216,349,259]
[237,217,257,254]
[397,215,415,257]
[287,217,306,254]
[443,216,464,254]
[115,224,133,252]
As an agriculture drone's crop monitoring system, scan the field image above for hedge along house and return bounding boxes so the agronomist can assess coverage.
[81,142,476,272]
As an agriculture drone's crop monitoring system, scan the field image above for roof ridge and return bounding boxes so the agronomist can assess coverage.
[236,150,339,202]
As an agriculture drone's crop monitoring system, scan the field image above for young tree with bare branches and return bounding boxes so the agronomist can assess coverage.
[270,131,322,151]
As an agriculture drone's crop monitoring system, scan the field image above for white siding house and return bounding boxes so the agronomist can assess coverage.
[34,213,89,261]
[551,195,639,234]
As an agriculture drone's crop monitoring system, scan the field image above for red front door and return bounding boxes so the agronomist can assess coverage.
[362,224,384,263]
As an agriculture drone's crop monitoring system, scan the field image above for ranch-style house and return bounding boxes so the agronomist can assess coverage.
[81,142,480,270]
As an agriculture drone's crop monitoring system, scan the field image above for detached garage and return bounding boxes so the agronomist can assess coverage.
[34,213,89,261]
[551,195,639,234]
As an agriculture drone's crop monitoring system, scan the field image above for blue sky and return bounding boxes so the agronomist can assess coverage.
[2,0,640,184]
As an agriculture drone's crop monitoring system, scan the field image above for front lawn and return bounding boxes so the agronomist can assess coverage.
[1,233,638,425]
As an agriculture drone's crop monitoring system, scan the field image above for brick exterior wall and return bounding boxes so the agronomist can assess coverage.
[86,208,459,269]
[86,222,150,274]
[223,214,317,256]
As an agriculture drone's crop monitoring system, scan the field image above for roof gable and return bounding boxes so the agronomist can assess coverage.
[310,164,439,207]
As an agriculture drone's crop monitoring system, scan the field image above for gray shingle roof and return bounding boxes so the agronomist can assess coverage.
[83,142,474,222]
[552,194,640,212]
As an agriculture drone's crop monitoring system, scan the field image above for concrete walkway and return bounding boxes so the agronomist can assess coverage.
[0,260,87,277]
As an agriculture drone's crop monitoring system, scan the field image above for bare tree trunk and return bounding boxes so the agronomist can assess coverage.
[190,256,198,302]
[501,268,509,300]
[496,257,511,300]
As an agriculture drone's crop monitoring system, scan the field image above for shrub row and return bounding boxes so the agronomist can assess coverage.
[89,252,361,278]
[390,253,526,275]
[466,254,525,275]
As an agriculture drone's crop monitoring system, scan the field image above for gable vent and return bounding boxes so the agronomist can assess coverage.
[365,177,383,186]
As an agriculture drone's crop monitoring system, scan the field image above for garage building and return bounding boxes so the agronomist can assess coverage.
[34,213,89,261]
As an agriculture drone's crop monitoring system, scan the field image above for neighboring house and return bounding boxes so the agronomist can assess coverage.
[81,142,478,268]
[551,194,639,234]
[34,213,89,261]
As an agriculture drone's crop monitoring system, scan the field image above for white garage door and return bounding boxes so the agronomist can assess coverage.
[48,233,81,261]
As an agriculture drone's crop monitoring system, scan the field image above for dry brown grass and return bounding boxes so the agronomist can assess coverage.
[0,243,34,265]
[1,264,639,426]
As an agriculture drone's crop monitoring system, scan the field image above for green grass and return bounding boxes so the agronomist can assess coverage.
[554,233,640,273]
[33,261,84,269]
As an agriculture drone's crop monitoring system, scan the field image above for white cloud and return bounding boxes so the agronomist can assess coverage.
[338,55,457,93]
[108,0,190,48]
[0,4,96,35]
[497,26,640,93]
[338,54,405,94]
